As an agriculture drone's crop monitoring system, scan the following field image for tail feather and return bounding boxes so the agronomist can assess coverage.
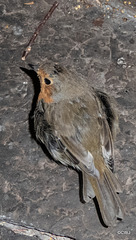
[82,171,95,202]
[104,167,123,193]
[103,169,124,219]
[83,168,124,226]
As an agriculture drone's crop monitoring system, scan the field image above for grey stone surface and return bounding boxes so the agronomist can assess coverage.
[0,0,136,239]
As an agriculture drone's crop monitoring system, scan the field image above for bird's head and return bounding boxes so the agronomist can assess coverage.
[32,61,87,104]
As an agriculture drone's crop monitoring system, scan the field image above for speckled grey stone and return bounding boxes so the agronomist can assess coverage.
[0,0,136,240]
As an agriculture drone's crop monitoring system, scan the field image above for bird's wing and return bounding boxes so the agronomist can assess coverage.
[99,116,114,171]
[34,99,98,178]
[56,135,100,179]
[94,91,116,172]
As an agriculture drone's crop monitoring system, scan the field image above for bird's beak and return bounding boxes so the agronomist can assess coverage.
[28,64,40,72]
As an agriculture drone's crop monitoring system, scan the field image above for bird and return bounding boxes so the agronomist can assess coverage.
[32,60,124,226]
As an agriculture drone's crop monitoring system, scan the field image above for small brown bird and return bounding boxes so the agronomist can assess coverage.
[33,61,124,226]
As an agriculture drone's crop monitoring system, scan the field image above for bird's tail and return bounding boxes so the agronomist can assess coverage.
[82,167,124,226]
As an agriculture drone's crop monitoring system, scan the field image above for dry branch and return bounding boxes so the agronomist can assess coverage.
[22,1,59,60]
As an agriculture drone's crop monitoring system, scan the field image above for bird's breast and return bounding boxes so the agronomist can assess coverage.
[38,85,53,103]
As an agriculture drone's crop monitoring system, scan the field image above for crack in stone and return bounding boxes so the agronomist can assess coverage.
[0,217,75,240]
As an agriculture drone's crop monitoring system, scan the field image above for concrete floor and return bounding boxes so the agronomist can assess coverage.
[0,0,136,239]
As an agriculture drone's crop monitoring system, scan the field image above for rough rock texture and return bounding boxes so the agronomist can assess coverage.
[0,0,136,239]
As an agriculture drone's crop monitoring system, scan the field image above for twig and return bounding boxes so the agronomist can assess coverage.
[22,1,59,60]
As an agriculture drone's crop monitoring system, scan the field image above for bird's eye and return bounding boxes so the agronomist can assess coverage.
[44,78,51,85]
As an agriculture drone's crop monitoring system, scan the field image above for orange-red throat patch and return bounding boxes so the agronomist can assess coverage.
[37,68,53,103]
